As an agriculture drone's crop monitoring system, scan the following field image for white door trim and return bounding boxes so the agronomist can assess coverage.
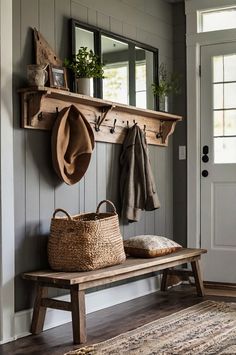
[186,0,236,249]
[0,0,15,344]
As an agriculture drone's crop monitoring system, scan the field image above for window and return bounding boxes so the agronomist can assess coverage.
[213,54,236,164]
[72,20,158,110]
[199,7,236,33]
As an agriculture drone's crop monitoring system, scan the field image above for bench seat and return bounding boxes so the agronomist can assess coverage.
[22,248,207,344]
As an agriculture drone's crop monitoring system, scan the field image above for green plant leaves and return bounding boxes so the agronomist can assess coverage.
[64,46,104,79]
[152,63,181,98]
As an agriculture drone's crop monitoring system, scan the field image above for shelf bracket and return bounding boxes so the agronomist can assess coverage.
[95,105,115,132]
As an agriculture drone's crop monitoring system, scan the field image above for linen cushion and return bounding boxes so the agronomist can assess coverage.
[123,235,182,258]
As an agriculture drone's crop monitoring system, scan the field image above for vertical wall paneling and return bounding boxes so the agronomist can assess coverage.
[155,146,167,236]
[22,0,40,267]
[165,141,173,238]
[54,183,79,215]
[97,12,110,31]
[38,0,56,264]
[13,0,26,306]
[173,2,187,246]
[153,146,161,235]
[39,0,55,48]
[16,0,40,311]
[96,143,107,206]
[38,131,55,236]
[110,17,123,35]
[54,0,71,60]
[145,146,156,235]
[84,144,97,212]
[71,1,88,23]
[13,0,174,312]
[88,8,97,26]
[79,177,85,213]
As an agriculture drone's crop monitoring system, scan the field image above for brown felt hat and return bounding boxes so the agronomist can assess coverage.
[51,104,95,185]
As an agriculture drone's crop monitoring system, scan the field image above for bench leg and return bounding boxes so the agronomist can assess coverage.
[161,269,169,291]
[70,287,86,344]
[191,260,205,297]
[31,285,48,334]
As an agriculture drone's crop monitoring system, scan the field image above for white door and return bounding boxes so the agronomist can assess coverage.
[201,42,236,283]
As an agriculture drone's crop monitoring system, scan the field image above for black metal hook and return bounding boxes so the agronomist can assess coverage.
[127,121,129,128]
[95,115,101,132]
[156,121,163,139]
[38,106,59,122]
[38,111,43,121]
[110,119,117,134]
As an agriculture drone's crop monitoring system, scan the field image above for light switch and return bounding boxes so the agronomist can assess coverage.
[179,145,186,160]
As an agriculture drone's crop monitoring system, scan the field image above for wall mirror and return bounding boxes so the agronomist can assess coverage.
[72,19,158,110]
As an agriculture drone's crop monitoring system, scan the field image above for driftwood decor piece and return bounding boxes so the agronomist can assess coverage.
[34,28,62,67]
[18,87,182,146]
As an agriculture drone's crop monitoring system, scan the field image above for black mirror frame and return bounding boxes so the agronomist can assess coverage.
[71,18,158,110]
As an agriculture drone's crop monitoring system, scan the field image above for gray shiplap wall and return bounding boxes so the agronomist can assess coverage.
[173,2,187,247]
[13,0,174,312]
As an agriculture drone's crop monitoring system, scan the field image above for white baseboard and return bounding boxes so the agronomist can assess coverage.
[14,276,160,341]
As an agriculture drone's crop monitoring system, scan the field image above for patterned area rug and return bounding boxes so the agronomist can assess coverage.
[66,301,236,355]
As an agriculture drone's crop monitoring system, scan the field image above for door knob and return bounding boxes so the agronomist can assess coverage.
[202,155,209,163]
[202,170,208,177]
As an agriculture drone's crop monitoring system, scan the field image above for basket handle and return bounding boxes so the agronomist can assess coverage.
[96,200,117,214]
[53,208,72,220]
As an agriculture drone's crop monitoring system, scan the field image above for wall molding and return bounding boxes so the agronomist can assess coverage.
[14,276,160,341]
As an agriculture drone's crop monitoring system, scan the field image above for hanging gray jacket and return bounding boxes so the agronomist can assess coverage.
[120,124,160,222]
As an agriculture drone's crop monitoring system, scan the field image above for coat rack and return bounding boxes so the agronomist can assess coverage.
[18,87,182,146]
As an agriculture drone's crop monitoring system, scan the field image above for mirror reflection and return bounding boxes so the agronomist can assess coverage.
[135,47,154,109]
[74,26,94,96]
[102,36,129,105]
[73,21,157,109]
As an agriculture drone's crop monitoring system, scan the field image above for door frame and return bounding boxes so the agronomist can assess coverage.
[185,0,236,248]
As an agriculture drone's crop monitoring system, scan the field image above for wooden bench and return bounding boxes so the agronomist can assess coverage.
[22,248,206,344]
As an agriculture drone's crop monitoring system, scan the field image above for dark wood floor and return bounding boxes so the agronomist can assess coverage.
[1,285,235,355]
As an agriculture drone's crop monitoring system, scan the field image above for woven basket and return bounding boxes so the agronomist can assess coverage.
[48,200,126,271]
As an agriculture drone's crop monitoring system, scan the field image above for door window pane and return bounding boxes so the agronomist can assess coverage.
[224,83,236,109]
[225,110,236,135]
[224,55,236,82]
[213,84,223,109]
[214,111,223,136]
[214,137,236,164]
[213,56,223,82]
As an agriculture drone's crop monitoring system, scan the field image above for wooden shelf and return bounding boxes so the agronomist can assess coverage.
[19,87,182,146]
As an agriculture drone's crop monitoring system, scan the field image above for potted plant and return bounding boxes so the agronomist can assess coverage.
[152,63,181,112]
[64,46,104,95]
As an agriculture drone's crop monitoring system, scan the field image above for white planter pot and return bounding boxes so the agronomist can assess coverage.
[76,78,91,96]
[159,96,168,112]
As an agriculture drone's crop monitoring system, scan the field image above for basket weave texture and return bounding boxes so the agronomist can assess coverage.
[48,200,126,271]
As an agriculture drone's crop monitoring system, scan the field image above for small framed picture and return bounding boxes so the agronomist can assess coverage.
[49,65,69,90]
